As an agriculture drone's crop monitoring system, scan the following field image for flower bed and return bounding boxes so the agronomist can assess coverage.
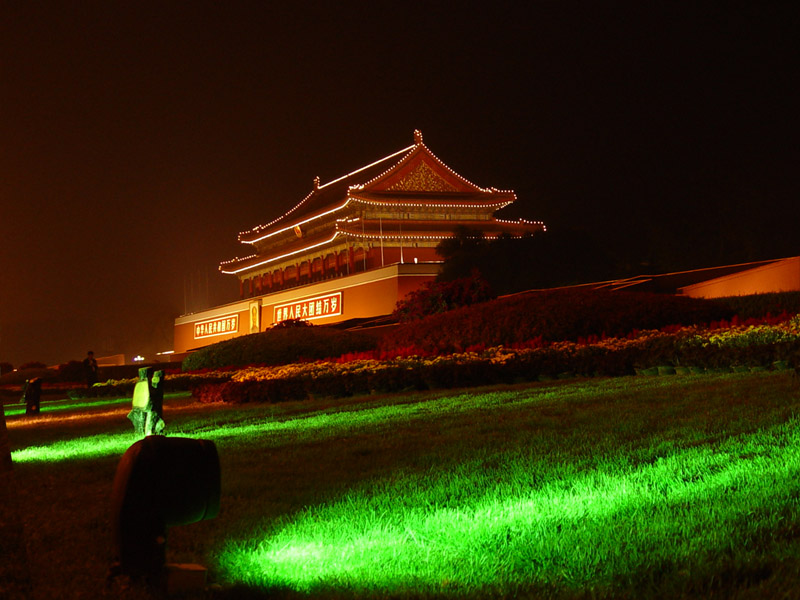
[68,370,235,399]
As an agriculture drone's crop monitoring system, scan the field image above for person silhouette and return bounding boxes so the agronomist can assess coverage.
[83,350,99,387]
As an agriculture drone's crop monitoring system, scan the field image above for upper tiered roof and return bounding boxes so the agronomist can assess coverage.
[221,130,544,275]
[237,130,516,242]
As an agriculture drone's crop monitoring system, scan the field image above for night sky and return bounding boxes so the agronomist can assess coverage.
[2,2,798,367]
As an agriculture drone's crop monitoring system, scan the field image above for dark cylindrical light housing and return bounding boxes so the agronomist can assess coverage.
[110,436,220,581]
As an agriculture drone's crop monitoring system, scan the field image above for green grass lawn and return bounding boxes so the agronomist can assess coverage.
[6,371,800,599]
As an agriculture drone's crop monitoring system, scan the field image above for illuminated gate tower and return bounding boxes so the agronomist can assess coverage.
[173,131,544,354]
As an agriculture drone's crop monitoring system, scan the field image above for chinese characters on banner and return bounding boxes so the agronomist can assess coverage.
[274,292,342,324]
[194,314,239,340]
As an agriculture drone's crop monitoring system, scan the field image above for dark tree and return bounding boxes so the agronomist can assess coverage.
[435,227,617,295]
[393,270,493,321]
[436,226,490,283]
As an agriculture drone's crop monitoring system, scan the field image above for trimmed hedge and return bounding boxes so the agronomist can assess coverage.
[0,367,59,386]
[190,331,800,405]
[182,326,379,371]
[380,289,733,354]
[67,370,234,399]
[714,291,800,320]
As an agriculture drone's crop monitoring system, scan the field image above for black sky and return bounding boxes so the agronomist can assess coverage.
[1,2,798,367]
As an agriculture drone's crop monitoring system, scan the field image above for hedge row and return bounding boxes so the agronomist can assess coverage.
[379,289,733,354]
[190,324,800,404]
[715,291,800,320]
[181,326,379,371]
[67,370,234,399]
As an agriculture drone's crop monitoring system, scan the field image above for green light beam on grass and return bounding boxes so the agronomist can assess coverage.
[13,392,496,463]
[3,396,132,417]
[216,419,800,595]
[4,393,192,418]
[11,377,671,465]
[11,431,137,463]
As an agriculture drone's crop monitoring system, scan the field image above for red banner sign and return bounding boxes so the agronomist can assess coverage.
[274,292,342,324]
[194,314,239,339]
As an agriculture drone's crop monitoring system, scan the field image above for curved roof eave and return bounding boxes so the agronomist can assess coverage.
[237,143,417,243]
[348,193,515,211]
[220,230,344,275]
[240,199,352,245]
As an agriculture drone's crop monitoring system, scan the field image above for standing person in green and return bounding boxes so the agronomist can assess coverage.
[83,350,98,387]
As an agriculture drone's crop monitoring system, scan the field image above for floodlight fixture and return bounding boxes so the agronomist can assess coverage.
[109,436,220,584]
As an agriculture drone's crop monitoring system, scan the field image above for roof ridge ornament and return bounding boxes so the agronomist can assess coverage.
[413,129,423,144]
[313,176,321,190]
